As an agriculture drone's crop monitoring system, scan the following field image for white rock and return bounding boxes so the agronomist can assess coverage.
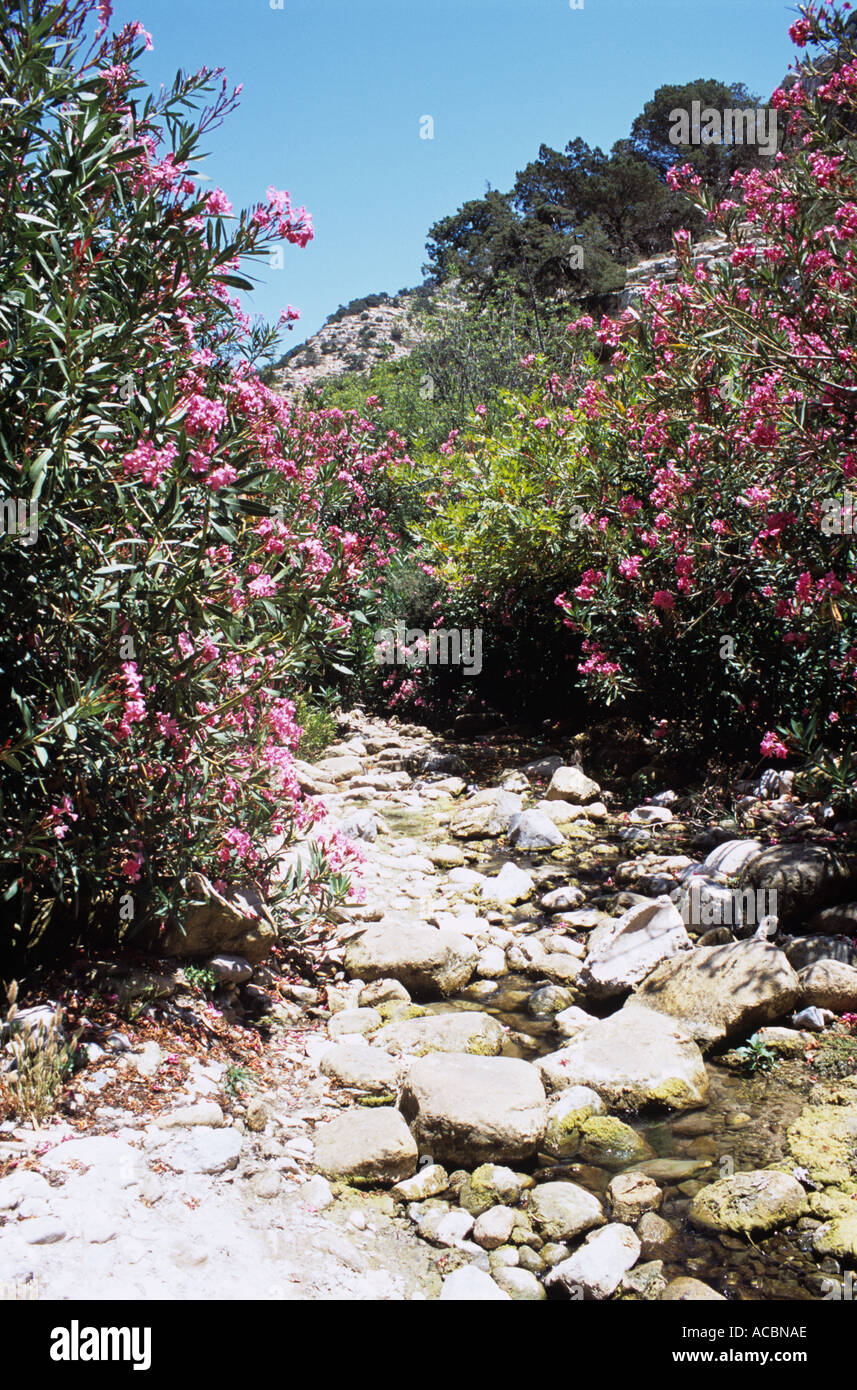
[161,1127,243,1175]
[541,886,586,913]
[546,767,601,803]
[480,863,535,907]
[155,1102,224,1129]
[579,898,691,999]
[439,1267,511,1301]
[473,1205,518,1250]
[302,1175,334,1211]
[546,1223,641,1299]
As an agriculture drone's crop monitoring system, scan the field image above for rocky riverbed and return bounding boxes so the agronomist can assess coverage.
[2,710,857,1301]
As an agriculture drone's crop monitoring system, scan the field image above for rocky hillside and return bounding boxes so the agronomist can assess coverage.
[269,232,747,401]
[268,290,428,398]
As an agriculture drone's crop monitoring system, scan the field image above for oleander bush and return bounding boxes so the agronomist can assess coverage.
[410,3,857,761]
[0,0,406,968]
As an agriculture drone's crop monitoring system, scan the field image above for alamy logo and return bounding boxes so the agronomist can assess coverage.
[682,884,777,928]
[1,496,38,546]
[821,490,856,535]
[50,1321,151,1371]
[669,102,778,157]
[374,621,482,677]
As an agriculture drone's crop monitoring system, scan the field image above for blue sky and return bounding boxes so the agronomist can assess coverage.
[111,0,800,345]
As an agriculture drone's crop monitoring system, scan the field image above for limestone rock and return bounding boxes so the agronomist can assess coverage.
[528,1181,605,1241]
[479,862,535,907]
[449,790,522,840]
[313,1108,418,1184]
[539,1006,708,1110]
[661,1277,725,1301]
[546,1223,640,1300]
[344,920,477,996]
[798,959,857,1013]
[439,1267,511,1300]
[579,898,691,1000]
[372,1010,505,1058]
[398,1054,547,1164]
[328,1007,382,1039]
[608,1172,662,1224]
[740,843,857,924]
[508,810,564,850]
[629,938,800,1049]
[689,1171,807,1235]
[546,767,601,804]
[145,874,276,963]
[319,1043,401,1094]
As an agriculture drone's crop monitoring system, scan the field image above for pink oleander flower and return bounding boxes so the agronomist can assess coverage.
[651,590,676,611]
[760,731,789,759]
[206,188,233,216]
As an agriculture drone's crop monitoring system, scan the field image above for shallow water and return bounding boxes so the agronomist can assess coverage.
[384,796,838,1299]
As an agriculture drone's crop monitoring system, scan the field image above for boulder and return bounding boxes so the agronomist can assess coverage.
[328,1007,382,1039]
[522,755,563,780]
[493,1268,547,1301]
[629,806,674,824]
[359,978,412,1009]
[528,1182,605,1241]
[637,1211,677,1259]
[628,938,800,1048]
[472,1205,518,1250]
[546,1224,641,1300]
[579,898,691,1000]
[207,954,253,984]
[458,1164,526,1213]
[506,939,582,984]
[701,839,763,877]
[786,1093,857,1184]
[344,920,477,996]
[689,1171,807,1235]
[314,754,364,781]
[372,1010,505,1057]
[527,985,576,1017]
[145,874,276,963]
[546,767,601,804]
[575,1116,655,1167]
[449,790,522,840]
[536,800,590,828]
[479,862,535,906]
[813,1214,857,1260]
[538,1006,708,1110]
[508,810,564,850]
[319,1044,401,1095]
[740,844,857,924]
[398,1054,547,1164]
[391,1164,449,1202]
[798,960,857,1013]
[786,935,857,971]
[313,1109,418,1184]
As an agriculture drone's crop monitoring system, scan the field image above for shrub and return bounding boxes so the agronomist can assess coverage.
[0,1,406,969]
[415,3,857,757]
